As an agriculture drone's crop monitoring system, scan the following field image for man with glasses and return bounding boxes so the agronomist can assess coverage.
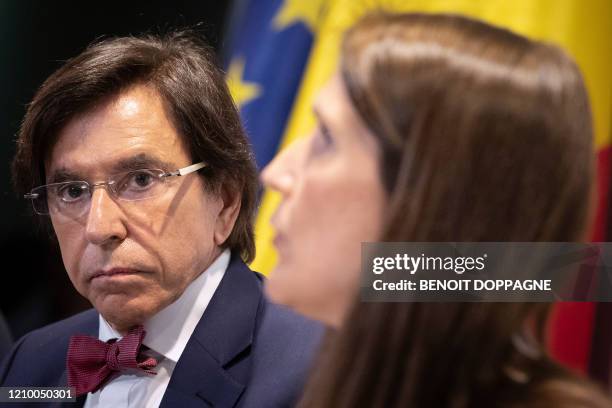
[0,32,321,407]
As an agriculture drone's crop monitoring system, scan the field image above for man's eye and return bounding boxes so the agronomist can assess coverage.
[133,171,153,187]
[59,184,87,202]
[125,170,157,190]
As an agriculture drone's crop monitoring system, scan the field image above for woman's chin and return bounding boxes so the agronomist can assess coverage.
[263,271,290,305]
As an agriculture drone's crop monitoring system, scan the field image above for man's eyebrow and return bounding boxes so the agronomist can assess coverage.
[46,154,176,184]
[111,154,175,173]
[47,169,82,184]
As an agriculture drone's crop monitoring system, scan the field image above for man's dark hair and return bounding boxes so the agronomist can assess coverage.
[12,31,258,263]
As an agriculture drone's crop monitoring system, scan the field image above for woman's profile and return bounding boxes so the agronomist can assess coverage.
[263,12,611,407]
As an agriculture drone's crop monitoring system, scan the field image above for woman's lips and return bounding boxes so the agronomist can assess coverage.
[272,230,289,254]
[270,214,286,249]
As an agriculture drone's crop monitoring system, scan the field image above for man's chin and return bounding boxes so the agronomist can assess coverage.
[92,293,156,332]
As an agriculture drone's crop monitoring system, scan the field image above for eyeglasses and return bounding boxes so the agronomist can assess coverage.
[24,162,207,218]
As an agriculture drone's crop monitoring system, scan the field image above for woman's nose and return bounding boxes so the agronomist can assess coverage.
[261,137,309,194]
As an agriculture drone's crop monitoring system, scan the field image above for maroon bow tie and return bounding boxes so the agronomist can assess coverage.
[66,325,158,397]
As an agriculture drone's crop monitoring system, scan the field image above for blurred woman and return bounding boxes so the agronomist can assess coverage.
[262,12,610,407]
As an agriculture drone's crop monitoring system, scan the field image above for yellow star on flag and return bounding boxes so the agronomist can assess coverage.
[226,57,262,109]
[272,0,327,32]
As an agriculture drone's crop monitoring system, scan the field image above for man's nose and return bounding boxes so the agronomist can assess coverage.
[85,187,128,246]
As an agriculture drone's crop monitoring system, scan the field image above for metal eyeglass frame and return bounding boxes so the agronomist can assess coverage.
[24,162,207,214]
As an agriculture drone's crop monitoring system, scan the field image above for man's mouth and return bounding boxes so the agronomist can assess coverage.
[90,268,143,280]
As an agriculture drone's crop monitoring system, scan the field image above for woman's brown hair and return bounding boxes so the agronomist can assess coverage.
[299,13,609,407]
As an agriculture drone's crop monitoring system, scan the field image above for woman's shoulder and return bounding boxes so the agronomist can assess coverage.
[528,375,611,408]
[507,363,612,408]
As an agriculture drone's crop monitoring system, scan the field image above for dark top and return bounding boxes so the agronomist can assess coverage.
[0,312,12,363]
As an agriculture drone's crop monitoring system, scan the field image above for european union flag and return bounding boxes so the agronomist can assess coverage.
[224,0,325,170]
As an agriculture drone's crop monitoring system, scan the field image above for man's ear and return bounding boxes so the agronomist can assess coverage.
[213,184,241,246]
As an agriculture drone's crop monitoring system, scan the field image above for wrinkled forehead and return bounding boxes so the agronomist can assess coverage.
[44,85,189,182]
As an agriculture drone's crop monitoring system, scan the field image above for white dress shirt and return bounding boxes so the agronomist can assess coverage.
[83,249,230,408]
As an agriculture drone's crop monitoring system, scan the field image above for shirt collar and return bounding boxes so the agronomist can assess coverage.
[98,248,230,362]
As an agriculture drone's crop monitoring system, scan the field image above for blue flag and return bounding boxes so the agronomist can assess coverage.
[224,0,324,169]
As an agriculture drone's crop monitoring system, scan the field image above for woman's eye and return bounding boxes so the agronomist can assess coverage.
[309,124,334,157]
[319,123,333,147]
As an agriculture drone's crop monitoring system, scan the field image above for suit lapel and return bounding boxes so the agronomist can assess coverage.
[160,253,264,408]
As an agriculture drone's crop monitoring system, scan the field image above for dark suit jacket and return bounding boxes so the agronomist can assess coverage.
[0,253,323,408]
[0,312,12,363]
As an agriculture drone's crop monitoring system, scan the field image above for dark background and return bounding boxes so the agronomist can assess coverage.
[0,0,233,339]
